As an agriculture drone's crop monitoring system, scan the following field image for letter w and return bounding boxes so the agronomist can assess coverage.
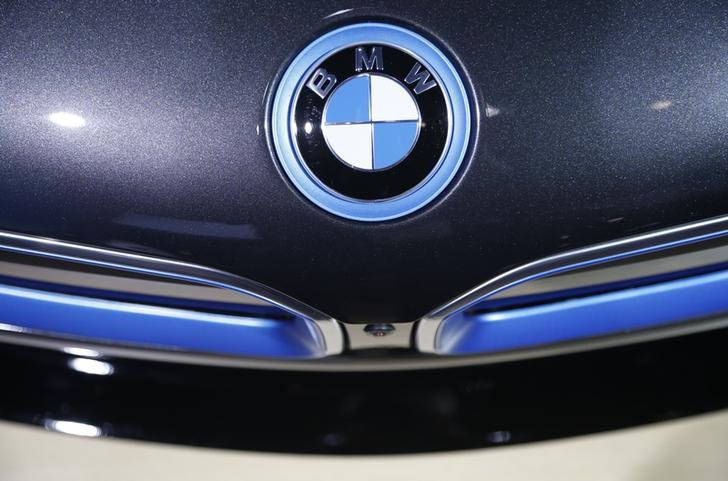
[404,62,437,94]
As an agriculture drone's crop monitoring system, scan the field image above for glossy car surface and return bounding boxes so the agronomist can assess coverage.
[2,0,728,455]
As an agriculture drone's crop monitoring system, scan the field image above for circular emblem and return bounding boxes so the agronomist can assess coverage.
[271,23,471,221]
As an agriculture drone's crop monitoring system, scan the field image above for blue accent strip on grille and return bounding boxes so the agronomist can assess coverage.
[0,284,325,359]
[437,267,728,355]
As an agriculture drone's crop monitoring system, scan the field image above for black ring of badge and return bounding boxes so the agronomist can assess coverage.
[294,46,449,201]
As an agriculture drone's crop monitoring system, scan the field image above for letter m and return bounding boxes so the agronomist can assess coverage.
[355,46,383,72]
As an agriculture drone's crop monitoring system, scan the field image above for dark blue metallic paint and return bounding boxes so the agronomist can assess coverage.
[2,0,728,454]
[2,1,727,323]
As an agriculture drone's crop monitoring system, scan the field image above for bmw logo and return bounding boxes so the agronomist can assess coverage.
[271,23,471,221]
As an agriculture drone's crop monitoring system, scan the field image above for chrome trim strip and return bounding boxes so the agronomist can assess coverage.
[343,321,414,350]
[490,241,728,301]
[4,313,728,371]
[416,214,728,353]
[0,257,270,307]
[5,214,728,371]
[0,230,344,357]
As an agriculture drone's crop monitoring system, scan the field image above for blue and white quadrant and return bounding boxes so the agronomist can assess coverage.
[322,74,420,171]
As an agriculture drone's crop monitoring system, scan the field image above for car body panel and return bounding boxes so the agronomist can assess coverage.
[2,0,727,324]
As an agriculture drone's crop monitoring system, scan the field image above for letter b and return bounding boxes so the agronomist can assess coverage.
[307,68,337,99]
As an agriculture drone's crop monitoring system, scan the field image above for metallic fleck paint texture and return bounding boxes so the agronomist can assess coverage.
[2,0,728,454]
[2,1,728,324]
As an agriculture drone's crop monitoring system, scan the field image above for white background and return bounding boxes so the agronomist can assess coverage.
[1,410,727,480]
